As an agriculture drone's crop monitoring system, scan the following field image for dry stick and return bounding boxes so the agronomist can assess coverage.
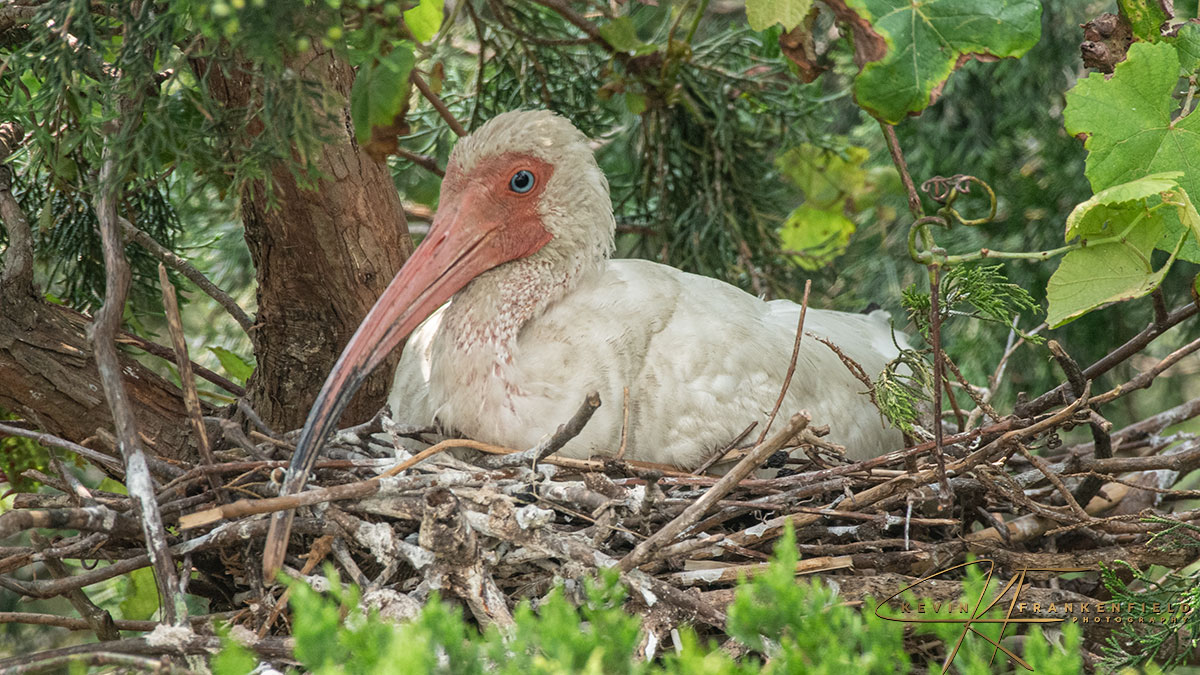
[0,121,34,297]
[116,327,245,397]
[0,423,125,473]
[1018,300,1199,416]
[882,122,923,220]
[928,265,952,513]
[0,611,237,633]
[691,421,756,475]
[91,127,186,627]
[618,411,811,572]
[616,387,631,460]
[536,392,602,462]
[28,533,119,642]
[119,217,254,334]
[1091,333,1200,406]
[158,263,222,501]
[396,147,445,177]
[756,280,811,445]
[410,71,467,137]
[530,0,617,53]
[1047,340,1112,508]
[728,391,1091,547]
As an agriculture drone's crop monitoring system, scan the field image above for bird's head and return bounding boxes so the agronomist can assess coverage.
[262,110,614,577]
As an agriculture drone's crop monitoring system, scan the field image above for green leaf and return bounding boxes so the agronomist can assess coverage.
[1064,41,1200,261]
[624,91,647,116]
[1118,0,1169,41]
[349,44,416,146]
[778,204,856,270]
[1172,21,1200,72]
[745,0,813,32]
[208,346,255,384]
[404,0,444,43]
[119,567,160,621]
[1163,187,1200,261]
[1046,216,1171,327]
[775,143,870,209]
[598,17,644,53]
[1063,172,1181,239]
[849,0,1042,123]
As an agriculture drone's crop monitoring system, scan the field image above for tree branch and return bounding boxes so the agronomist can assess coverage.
[0,121,35,302]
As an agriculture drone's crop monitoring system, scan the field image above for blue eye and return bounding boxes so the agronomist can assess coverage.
[509,170,535,194]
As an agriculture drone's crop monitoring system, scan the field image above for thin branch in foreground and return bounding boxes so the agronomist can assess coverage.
[91,127,186,627]
[411,70,467,137]
[158,263,222,500]
[119,216,256,334]
[757,279,810,445]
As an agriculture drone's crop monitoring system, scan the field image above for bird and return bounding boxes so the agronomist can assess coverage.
[263,110,906,577]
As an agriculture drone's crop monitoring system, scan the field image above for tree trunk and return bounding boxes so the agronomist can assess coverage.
[202,47,413,432]
[0,303,196,463]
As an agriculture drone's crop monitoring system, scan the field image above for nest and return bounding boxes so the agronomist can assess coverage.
[3,381,1200,670]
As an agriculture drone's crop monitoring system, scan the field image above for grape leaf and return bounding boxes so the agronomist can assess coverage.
[775,144,870,210]
[779,204,856,270]
[404,0,444,43]
[1046,216,1173,327]
[1118,0,1170,41]
[746,0,813,32]
[349,44,416,147]
[1063,41,1200,261]
[1172,21,1200,72]
[208,346,255,385]
[847,0,1042,123]
[120,567,160,621]
[1063,171,1181,239]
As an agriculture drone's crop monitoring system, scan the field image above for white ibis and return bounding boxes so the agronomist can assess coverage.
[263,110,905,577]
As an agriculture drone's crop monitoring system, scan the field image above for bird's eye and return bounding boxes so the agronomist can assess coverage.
[509,169,535,194]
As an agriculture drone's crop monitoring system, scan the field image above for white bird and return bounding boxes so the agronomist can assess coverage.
[264,110,905,576]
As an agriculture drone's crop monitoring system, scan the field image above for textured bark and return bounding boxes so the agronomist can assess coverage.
[0,302,196,463]
[202,47,412,432]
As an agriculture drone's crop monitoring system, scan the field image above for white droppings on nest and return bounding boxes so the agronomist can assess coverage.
[434,470,474,486]
[355,519,397,563]
[828,525,860,536]
[884,514,904,528]
[743,522,768,539]
[98,506,116,531]
[362,588,422,623]
[145,623,195,648]
[644,630,659,659]
[638,587,658,607]
[305,574,331,592]
[514,504,554,530]
[625,484,647,511]
[227,624,258,646]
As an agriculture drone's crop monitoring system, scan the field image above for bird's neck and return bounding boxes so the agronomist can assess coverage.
[440,256,592,357]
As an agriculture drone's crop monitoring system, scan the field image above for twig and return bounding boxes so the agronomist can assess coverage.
[0,611,238,633]
[881,122,922,219]
[395,147,444,177]
[1018,300,1199,416]
[535,392,602,462]
[691,421,756,475]
[757,279,810,445]
[28,533,120,642]
[619,412,810,572]
[158,263,222,500]
[113,320,245,397]
[0,423,125,473]
[91,122,186,626]
[929,265,952,513]
[119,216,255,334]
[410,70,467,137]
[530,0,616,53]
[616,386,630,460]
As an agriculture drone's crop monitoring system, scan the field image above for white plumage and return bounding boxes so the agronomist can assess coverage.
[386,112,906,465]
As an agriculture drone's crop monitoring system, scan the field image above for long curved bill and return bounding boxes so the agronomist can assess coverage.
[261,191,550,579]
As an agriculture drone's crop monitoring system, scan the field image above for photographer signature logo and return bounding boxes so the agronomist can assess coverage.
[874,560,1087,672]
